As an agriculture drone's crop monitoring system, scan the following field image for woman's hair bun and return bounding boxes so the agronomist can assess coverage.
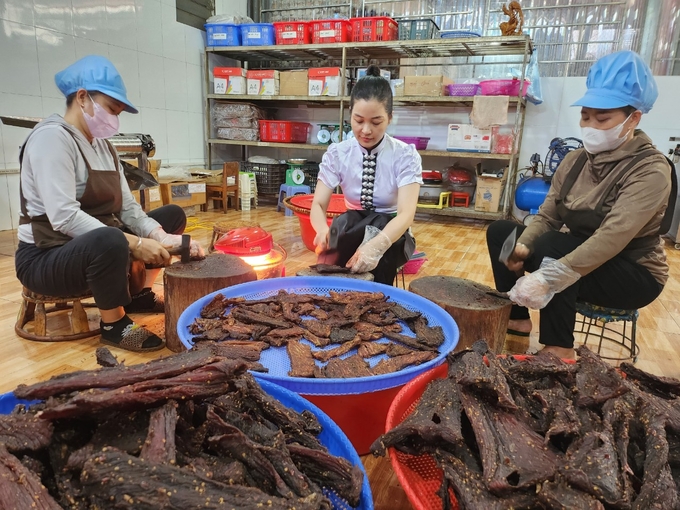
[365,65,382,77]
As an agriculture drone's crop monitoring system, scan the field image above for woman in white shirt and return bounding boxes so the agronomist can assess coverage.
[310,65,423,284]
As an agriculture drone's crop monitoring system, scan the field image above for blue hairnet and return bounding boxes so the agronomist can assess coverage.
[571,50,658,113]
[55,55,138,114]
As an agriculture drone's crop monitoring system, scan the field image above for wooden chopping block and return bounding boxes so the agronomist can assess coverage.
[409,276,512,354]
[295,268,374,281]
[163,253,257,352]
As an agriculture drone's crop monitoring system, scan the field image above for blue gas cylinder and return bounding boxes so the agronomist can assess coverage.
[515,176,550,214]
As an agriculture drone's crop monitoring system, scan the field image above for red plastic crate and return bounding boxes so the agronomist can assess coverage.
[259,120,311,143]
[310,19,352,43]
[351,16,398,42]
[273,21,311,45]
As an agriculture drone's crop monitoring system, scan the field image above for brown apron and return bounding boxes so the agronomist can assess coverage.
[556,148,663,253]
[19,128,146,295]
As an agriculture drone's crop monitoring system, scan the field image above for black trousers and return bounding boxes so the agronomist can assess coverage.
[486,220,663,348]
[15,205,186,310]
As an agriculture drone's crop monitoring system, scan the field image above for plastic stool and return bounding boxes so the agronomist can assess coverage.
[277,184,311,216]
[574,302,639,363]
[15,287,100,342]
[451,192,470,207]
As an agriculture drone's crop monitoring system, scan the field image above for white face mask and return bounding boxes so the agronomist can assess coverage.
[81,95,119,139]
[581,114,633,155]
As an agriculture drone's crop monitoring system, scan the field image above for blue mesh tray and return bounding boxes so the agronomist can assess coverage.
[0,383,373,510]
[177,276,459,395]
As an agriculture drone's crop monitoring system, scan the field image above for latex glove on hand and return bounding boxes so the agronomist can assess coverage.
[346,230,392,274]
[149,229,205,259]
[508,257,581,309]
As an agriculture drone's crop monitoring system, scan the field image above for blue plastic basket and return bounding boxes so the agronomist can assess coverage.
[0,383,373,510]
[240,23,276,46]
[440,29,482,38]
[177,276,459,395]
[205,23,241,46]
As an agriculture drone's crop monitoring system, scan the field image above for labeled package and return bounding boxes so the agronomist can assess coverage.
[446,124,492,152]
[213,67,246,95]
[308,67,344,96]
[280,70,309,96]
[474,174,507,213]
[404,75,453,96]
[247,70,280,96]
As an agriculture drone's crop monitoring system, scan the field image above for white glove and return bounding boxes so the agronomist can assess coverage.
[149,228,205,259]
[508,257,581,309]
[347,227,392,274]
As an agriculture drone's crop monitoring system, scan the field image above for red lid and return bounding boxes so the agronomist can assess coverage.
[289,193,347,215]
[448,168,473,184]
[422,170,442,182]
[214,227,273,256]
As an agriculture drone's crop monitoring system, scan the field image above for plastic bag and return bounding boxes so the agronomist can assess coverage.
[525,52,543,105]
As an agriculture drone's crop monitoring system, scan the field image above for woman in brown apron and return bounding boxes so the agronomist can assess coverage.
[486,51,672,359]
[14,56,204,353]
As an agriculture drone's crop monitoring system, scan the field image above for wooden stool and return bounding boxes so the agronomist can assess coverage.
[15,288,100,342]
[575,302,639,363]
[409,276,512,354]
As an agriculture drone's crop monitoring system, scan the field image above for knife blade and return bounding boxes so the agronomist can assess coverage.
[499,226,518,265]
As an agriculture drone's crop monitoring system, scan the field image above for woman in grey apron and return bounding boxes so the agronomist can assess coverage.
[486,51,671,360]
[14,56,204,353]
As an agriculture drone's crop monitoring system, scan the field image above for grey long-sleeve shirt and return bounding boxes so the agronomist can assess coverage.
[18,114,160,244]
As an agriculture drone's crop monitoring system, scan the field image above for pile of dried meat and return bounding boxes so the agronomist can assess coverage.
[0,344,364,509]
[189,289,446,378]
[371,341,680,510]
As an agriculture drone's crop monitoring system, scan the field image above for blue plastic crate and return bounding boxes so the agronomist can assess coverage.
[240,23,276,46]
[205,23,241,46]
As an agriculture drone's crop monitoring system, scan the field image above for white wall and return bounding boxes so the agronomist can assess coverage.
[0,0,247,231]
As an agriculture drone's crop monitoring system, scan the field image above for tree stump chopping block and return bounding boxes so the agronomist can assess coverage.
[164,253,257,352]
[409,276,512,354]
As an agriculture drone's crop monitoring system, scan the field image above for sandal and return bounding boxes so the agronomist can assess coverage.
[100,321,165,353]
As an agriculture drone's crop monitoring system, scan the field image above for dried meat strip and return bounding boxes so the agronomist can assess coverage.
[267,326,307,339]
[288,442,364,508]
[312,337,362,363]
[206,340,268,362]
[358,342,388,358]
[301,319,332,339]
[309,263,350,274]
[0,444,62,510]
[330,327,358,344]
[362,312,399,327]
[537,479,605,510]
[0,413,53,452]
[391,304,421,322]
[371,351,436,376]
[95,347,119,367]
[370,377,465,457]
[200,293,244,318]
[575,346,629,407]
[459,387,559,495]
[620,362,680,399]
[288,341,317,378]
[385,343,415,357]
[282,302,301,323]
[383,330,438,351]
[232,308,292,329]
[329,290,386,304]
[80,449,328,509]
[412,315,445,348]
[140,401,178,465]
[322,356,373,378]
[301,329,331,348]
[14,348,225,400]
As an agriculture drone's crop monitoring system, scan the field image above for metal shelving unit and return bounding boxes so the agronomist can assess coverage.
[204,35,532,220]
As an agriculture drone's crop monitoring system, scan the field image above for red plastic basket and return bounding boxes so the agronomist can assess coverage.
[386,356,577,510]
[351,16,398,42]
[273,21,311,45]
[259,120,311,143]
[310,19,352,43]
[479,79,530,96]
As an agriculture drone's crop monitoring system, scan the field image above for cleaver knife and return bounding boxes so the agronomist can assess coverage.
[316,225,340,265]
[498,226,518,265]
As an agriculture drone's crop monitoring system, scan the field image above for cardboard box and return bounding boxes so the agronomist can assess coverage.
[309,67,344,96]
[404,75,453,96]
[122,158,161,179]
[213,67,246,95]
[474,174,507,213]
[357,68,391,80]
[130,186,163,212]
[279,70,309,96]
[159,180,207,207]
[247,70,280,96]
[446,124,492,153]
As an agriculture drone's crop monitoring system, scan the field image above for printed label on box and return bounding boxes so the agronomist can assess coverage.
[281,31,296,39]
[322,78,339,96]
[212,33,226,40]
[215,76,246,95]
[214,77,227,94]
[446,124,491,152]
[171,184,190,199]
[247,32,259,38]
[188,183,206,193]
[319,29,336,38]
[309,79,324,96]
[149,188,161,202]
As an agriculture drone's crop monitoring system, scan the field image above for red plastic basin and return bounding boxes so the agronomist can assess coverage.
[288,194,348,252]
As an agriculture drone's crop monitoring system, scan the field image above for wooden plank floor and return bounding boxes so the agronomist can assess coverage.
[2,203,680,509]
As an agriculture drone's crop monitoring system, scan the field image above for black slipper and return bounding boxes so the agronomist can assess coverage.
[507,328,531,337]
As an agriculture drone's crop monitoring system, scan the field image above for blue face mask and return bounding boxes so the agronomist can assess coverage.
[581,114,633,154]
[81,95,119,139]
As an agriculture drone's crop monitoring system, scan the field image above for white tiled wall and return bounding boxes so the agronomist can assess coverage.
[0,0,248,230]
